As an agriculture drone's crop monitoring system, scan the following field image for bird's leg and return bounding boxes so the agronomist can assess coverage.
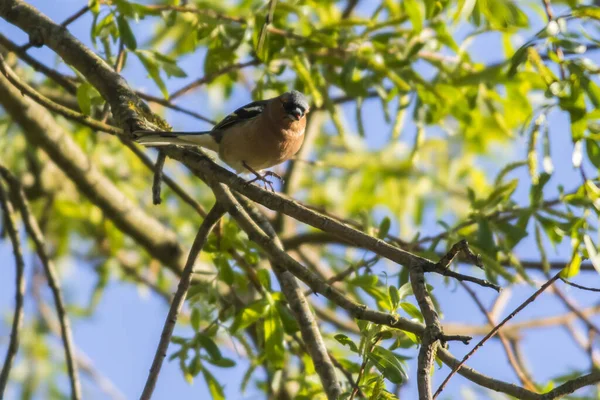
[242,162,283,192]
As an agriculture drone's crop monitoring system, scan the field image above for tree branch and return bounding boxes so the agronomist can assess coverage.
[214,189,342,399]
[410,265,442,400]
[0,167,82,400]
[0,54,123,135]
[460,282,537,391]
[0,0,158,131]
[0,180,26,398]
[0,65,186,275]
[140,204,225,400]
[433,271,562,399]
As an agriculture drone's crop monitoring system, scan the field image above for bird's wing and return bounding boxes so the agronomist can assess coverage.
[212,100,269,132]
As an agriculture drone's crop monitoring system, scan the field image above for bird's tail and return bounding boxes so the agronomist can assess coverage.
[134,131,219,152]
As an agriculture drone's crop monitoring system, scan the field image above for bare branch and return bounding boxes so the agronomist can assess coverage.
[560,277,600,292]
[169,59,259,100]
[20,3,91,51]
[0,54,124,135]
[140,204,225,400]
[410,265,442,400]
[0,0,157,131]
[0,167,82,400]
[460,282,537,391]
[433,272,561,399]
[0,32,77,93]
[551,284,600,336]
[217,189,342,399]
[152,151,167,205]
[0,181,26,397]
[32,272,126,400]
[0,66,186,275]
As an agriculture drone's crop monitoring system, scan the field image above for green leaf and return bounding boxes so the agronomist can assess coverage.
[388,285,400,311]
[586,139,600,170]
[583,235,600,275]
[89,0,100,14]
[292,54,323,107]
[257,269,271,290]
[572,6,600,20]
[230,300,268,334]
[135,50,168,98]
[400,302,423,322]
[536,215,565,247]
[561,249,581,278]
[378,217,391,239]
[116,15,137,50]
[191,308,201,332]
[264,305,285,369]
[206,357,236,368]
[334,334,359,353]
[493,220,528,249]
[530,172,551,206]
[276,302,300,335]
[476,219,496,257]
[76,83,93,115]
[197,333,222,361]
[404,0,423,31]
[202,368,225,400]
[368,346,408,384]
[482,179,518,209]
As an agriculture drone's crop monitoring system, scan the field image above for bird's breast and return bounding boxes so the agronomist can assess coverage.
[218,118,305,172]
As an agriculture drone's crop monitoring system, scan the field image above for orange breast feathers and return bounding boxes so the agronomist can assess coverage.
[218,99,307,172]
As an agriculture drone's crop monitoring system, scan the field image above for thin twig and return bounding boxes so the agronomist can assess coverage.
[350,335,382,400]
[341,0,360,19]
[0,55,123,135]
[140,204,224,400]
[551,284,600,335]
[32,272,126,400]
[152,151,167,205]
[460,282,537,391]
[0,166,82,400]
[169,59,259,100]
[426,240,500,292]
[541,0,567,79]
[560,277,600,292]
[433,271,561,399]
[120,140,207,217]
[0,33,77,93]
[0,181,26,397]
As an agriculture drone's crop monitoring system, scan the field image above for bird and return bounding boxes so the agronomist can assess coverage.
[134,90,310,190]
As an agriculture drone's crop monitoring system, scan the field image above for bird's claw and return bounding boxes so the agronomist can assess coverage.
[243,162,283,192]
[247,173,281,192]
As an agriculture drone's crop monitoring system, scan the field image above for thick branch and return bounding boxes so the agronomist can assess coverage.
[165,147,495,286]
[140,205,225,400]
[0,55,123,135]
[216,189,342,399]
[0,66,186,275]
[0,0,156,131]
[410,266,442,400]
[0,181,26,397]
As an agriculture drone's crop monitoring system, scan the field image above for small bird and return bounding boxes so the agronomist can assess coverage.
[135,91,310,190]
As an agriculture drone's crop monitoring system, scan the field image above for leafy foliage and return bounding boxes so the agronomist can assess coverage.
[2,0,600,399]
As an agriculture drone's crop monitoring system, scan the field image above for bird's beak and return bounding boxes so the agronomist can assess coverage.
[288,107,303,121]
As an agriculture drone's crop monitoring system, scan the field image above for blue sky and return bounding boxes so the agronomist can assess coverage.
[1,1,600,399]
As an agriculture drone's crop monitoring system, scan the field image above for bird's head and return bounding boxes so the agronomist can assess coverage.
[280,90,309,122]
